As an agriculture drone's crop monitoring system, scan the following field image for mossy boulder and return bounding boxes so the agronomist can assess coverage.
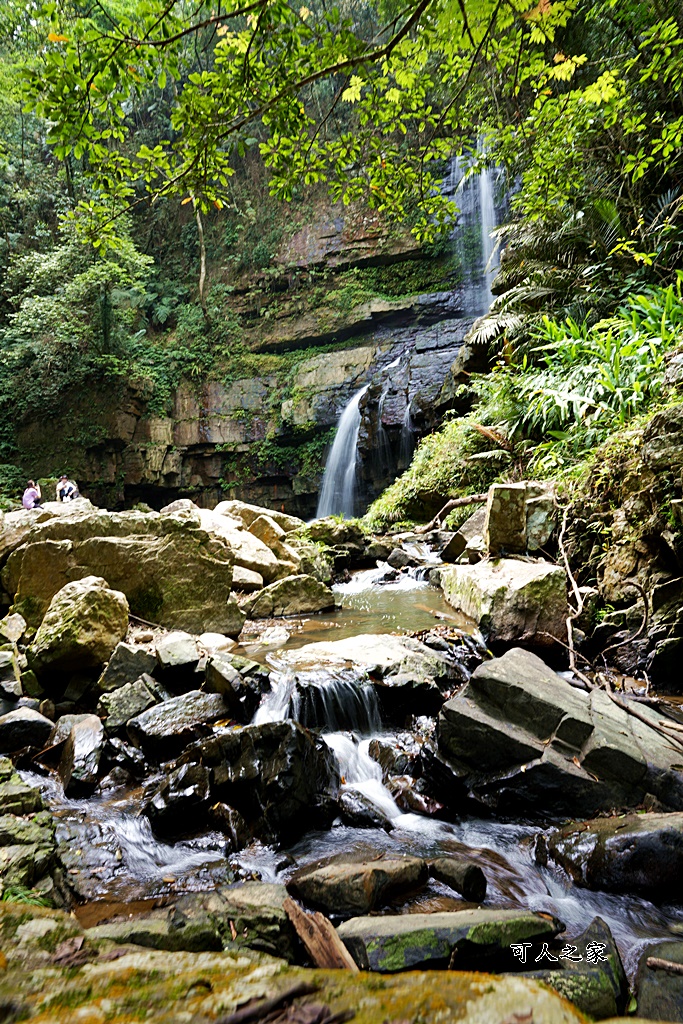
[440,558,568,648]
[27,576,129,675]
[3,507,240,636]
[242,574,336,618]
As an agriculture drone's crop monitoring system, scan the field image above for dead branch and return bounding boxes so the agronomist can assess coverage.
[416,493,488,534]
[600,579,649,664]
[556,503,593,689]
[216,983,319,1024]
[284,897,359,971]
[647,957,683,976]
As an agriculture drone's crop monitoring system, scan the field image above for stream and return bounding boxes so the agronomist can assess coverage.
[24,565,683,978]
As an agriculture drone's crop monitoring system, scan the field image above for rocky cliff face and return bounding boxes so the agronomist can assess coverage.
[16,202,483,516]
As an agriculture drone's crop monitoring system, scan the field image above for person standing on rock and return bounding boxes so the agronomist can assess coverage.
[22,480,42,509]
[56,475,79,501]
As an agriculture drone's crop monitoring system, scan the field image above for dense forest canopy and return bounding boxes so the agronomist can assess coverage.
[0,0,681,506]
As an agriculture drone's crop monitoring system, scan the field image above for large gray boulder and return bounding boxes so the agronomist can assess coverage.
[538,811,683,901]
[214,500,305,534]
[241,574,336,619]
[28,576,129,675]
[430,647,683,818]
[97,676,160,733]
[440,558,567,647]
[2,507,242,636]
[337,908,563,972]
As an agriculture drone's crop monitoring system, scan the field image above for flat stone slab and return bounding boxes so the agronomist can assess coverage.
[337,908,562,972]
[287,857,427,916]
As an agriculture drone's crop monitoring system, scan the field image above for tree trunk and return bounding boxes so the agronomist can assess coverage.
[194,202,208,321]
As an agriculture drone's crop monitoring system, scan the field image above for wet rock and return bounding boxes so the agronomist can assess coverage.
[339,790,395,831]
[280,633,459,721]
[539,810,683,901]
[28,576,129,675]
[192,720,340,845]
[209,802,252,852]
[521,917,627,1020]
[386,548,418,569]
[127,690,230,761]
[144,762,211,836]
[429,857,487,902]
[101,735,147,778]
[635,939,683,1021]
[433,647,683,818]
[0,756,43,815]
[387,775,445,816]
[242,574,336,618]
[288,857,427,917]
[368,734,422,779]
[440,558,568,648]
[45,713,93,752]
[97,675,159,733]
[364,538,393,561]
[3,506,240,635]
[337,907,563,972]
[0,647,21,701]
[96,642,158,694]
[0,707,53,752]
[204,655,262,722]
[58,714,104,795]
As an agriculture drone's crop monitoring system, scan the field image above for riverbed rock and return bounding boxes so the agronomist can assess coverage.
[429,857,487,902]
[215,500,305,534]
[538,811,683,901]
[96,642,158,694]
[288,857,427,917]
[97,676,159,733]
[0,647,21,701]
[431,647,683,818]
[127,690,231,761]
[58,713,104,795]
[634,939,683,1021]
[521,917,627,1020]
[198,507,283,582]
[189,720,341,845]
[0,809,55,893]
[232,565,264,592]
[339,790,395,831]
[3,506,241,635]
[242,574,336,618]
[144,762,211,836]
[27,576,129,676]
[337,907,564,972]
[0,757,43,815]
[368,734,422,779]
[440,559,567,648]
[280,633,462,721]
[154,630,201,692]
[0,707,54,752]
[0,901,597,1024]
[204,654,263,722]
[440,506,487,562]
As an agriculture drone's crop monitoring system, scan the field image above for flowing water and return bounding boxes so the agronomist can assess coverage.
[22,565,683,979]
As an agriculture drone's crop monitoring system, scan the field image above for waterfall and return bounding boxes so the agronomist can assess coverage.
[291,673,382,733]
[446,149,500,315]
[478,163,498,313]
[316,383,369,519]
[399,402,415,467]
